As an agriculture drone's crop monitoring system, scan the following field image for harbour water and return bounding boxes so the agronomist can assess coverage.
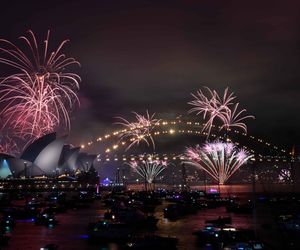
[3,198,256,250]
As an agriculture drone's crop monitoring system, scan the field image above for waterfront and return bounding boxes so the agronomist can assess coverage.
[1,192,287,250]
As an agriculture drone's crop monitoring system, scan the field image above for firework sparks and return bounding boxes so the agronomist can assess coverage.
[0,73,77,141]
[185,141,253,185]
[278,169,292,183]
[219,103,255,132]
[126,155,168,189]
[188,87,254,136]
[0,136,18,156]
[0,30,80,144]
[188,87,221,136]
[115,111,160,150]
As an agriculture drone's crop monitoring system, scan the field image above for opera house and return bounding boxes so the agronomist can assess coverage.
[0,133,96,179]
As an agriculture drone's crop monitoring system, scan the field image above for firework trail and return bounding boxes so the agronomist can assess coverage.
[219,103,255,132]
[0,136,18,156]
[278,169,292,183]
[0,72,78,140]
[115,111,160,150]
[0,30,80,144]
[185,141,253,185]
[188,87,254,136]
[188,87,220,136]
[126,155,168,190]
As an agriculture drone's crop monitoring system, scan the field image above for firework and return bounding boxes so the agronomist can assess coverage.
[185,141,253,185]
[0,72,78,141]
[126,155,168,190]
[0,30,80,143]
[278,169,292,183]
[115,111,160,150]
[188,87,254,136]
[188,88,220,136]
[0,136,18,156]
[219,103,255,132]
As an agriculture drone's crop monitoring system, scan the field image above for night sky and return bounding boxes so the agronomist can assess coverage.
[0,0,300,148]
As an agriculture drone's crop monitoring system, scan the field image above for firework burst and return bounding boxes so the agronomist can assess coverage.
[188,87,254,136]
[0,30,80,144]
[115,111,160,150]
[126,155,168,189]
[185,141,253,185]
[219,103,255,132]
[0,72,78,141]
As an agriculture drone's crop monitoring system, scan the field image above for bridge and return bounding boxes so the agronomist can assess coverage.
[80,117,294,163]
[77,116,298,190]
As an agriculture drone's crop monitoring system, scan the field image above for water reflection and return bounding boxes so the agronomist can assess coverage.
[3,200,253,250]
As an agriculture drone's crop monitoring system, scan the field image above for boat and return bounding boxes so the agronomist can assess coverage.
[40,244,59,250]
[87,220,135,242]
[141,215,159,229]
[1,206,40,219]
[225,241,265,250]
[0,231,10,247]
[35,210,58,226]
[226,201,253,214]
[164,203,197,219]
[277,214,300,232]
[104,207,158,228]
[126,235,178,249]
[193,225,255,247]
[0,214,15,229]
[205,216,232,226]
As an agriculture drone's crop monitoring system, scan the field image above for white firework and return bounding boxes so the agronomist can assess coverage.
[127,156,168,184]
[115,111,160,150]
[278,169,292,183]
[188,87,254,136]
[185,141,253,185]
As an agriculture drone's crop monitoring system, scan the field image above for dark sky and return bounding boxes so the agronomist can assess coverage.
[0,0,300,148]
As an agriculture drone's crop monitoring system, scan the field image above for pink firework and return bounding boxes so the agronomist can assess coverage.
[188,87,254,136]
[115,111,160,150]
[0,136,18,156]
[185,141,253,185]
[219,103,255,132]
[0,30,80,143]
[188,87,221,135]
[0,73,78,141]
